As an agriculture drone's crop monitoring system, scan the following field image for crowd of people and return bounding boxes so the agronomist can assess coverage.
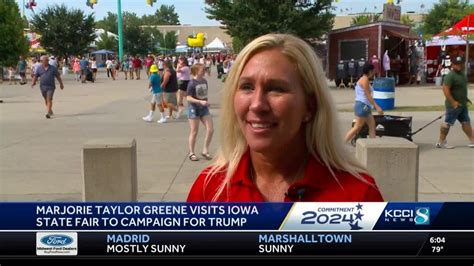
[4,33,472,200]
[3,50,237,163]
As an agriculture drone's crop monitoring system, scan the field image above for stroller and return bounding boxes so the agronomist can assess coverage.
[351,114,444,146]
[85,68,94,83]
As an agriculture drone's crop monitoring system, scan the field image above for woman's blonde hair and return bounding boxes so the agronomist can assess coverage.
[206,33,368,201]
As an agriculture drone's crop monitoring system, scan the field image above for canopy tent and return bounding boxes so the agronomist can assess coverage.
[90,49,115,68]
[90,29,118,48]
[425,13,474,82]
[435,13,474,37]
[426,35,466,47]
[91,49,115,55]
[175,45,188,53]
[204,37,227,52]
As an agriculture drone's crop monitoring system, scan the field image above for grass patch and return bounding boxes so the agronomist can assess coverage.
[338,105,474,112]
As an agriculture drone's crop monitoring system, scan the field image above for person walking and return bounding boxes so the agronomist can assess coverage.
[186,63,213,161]
[161,60,179,119]
[31,55,64,119]
[16,56,27,85]
[132,55,142,80]
[79,56,89,83]
[122,56,130,80]
[72,58,81,81]
[176,56,191,118]
[90,57,98,81]
[142,65,167,123]
[436,56,474,149]
[344,64,384,143]
[105,57,114,80]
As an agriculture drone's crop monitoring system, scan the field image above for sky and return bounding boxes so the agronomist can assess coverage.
[16,0,439,26]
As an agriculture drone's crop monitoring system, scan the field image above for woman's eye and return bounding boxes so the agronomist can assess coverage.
[239,84,253,91]
[269,86,287,93]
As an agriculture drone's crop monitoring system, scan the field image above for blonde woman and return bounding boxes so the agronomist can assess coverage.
[187,34,383,202]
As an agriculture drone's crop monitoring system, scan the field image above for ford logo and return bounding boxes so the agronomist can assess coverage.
[40,235,73,246]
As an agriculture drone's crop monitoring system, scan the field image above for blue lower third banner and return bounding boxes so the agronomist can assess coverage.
[0,202,473,230]
[0,203,473,257]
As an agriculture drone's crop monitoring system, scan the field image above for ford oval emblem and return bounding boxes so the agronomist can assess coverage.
[40,235,73,246]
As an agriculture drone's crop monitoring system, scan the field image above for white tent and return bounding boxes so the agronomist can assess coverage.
[204,37,227,52]
[90,29,118,48]
[175,45,188,53]
[426,35,467,47]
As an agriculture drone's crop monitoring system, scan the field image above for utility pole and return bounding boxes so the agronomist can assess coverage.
[465,14,470,77]
[117,0,124,60]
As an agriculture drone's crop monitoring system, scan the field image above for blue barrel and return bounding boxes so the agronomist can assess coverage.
[373,77,395,110]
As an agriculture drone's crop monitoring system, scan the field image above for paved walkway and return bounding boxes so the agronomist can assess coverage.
[0,70,472,201]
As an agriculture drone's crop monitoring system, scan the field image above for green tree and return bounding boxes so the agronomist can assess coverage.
[96,12,118,34]
[232,36,245,53]
[144,28,177,54]
[422,0,474,35]
[161,31,178,52]
[122,12,150,55]
[205,0,334,46]
[95,7,179,56]
[350,13,380,26]
[0,0,29,68]
[400,14,415,28]
[96,32,117,51]
[142,4,180,25]
[30,4,95,59]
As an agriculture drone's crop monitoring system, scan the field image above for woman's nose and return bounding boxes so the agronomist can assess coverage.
[249,86,270,113]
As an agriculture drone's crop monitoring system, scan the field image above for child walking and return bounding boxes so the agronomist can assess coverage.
[142,65,166,123]
[8,67,16,85]
[186,63,214,161]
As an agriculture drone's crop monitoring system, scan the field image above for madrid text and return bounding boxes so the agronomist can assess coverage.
[106,234,185,254]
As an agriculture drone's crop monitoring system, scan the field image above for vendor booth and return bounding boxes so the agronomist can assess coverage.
[425,14,473,83]
[90,49,115,67]
[327,21,418,86]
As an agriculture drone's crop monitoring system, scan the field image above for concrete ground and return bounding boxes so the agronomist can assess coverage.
[0,70,473,202]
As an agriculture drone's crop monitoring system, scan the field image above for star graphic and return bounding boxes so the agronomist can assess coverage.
[355,210,364,221]
[356,203,363,210]
[350,221,363,230]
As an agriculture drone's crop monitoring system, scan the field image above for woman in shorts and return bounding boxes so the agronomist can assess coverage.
[344,64,384,142]
[186,63,213,161]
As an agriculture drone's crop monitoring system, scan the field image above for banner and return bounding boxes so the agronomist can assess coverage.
[0,202,473,257]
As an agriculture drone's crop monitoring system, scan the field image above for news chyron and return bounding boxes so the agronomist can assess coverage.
[0,202,473,258]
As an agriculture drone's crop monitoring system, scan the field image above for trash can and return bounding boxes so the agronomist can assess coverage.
[434,76,442,86]
[62,66,68,76]
[373,77,395,110]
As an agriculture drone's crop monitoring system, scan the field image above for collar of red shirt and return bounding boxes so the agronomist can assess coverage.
[230,149,331,192]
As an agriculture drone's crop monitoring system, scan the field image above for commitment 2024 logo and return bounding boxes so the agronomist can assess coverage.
[301,203,365,230]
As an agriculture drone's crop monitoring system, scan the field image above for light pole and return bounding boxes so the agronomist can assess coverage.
[117,0,124,60]
[465,14,470,77]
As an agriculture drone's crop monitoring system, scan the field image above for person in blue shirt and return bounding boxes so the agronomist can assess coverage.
[31,55,64,119]
[79,57,89,83]
[142,65,166,123]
